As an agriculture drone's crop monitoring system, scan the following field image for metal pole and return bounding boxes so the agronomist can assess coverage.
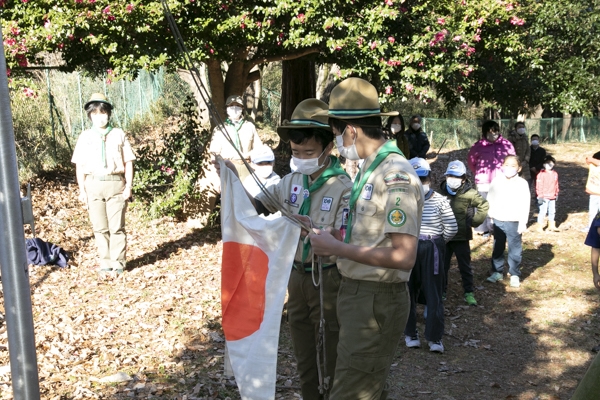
[77,72,85,132]
[45,69,57,160]
[0,26,41,400]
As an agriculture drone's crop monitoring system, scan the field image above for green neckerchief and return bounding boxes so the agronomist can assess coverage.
[94,124,113,168]
[298,155,349,262]
[344,140,401,244]
[225,118,244,151]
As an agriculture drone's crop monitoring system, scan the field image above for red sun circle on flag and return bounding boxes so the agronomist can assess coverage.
[221,242,269,341]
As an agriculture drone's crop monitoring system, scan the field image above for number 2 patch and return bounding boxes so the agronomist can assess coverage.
[321,197,333,211]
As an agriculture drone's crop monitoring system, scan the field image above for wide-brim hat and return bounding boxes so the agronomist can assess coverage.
[226,95,244,106]
[277,98,331,142]
[313,77,398,120]
[84,92,112,109]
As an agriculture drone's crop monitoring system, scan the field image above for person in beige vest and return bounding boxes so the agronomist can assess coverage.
[209,95,263,182]
[71,93,135,277]
[309,78,424,400]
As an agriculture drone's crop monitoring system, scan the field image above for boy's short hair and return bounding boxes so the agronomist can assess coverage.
[481,120,500,137]
[593,151,600,160]
[515,121,525,128]
[287,128,333,151]
[531,134,540,140]
[329,117,384,140]
[543,155,556,164]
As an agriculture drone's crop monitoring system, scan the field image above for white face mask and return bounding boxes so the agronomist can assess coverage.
[531,139,539,146]
[411,123,421,130]
[91,113,109,129]
[390,124,402,134]
[254,165,273,179]
[292,148,328,176]
[446,177,463,190]
[487,132,499,142]
[227,106,243,121]
[517,127,526,135]
[289,157,298,172]
[336,127,361,161]
[422,184,430,193]
[543,163,554,171]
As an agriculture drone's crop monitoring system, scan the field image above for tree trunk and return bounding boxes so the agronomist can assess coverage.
[280,58,316,123]
[561,113,571,142]
[206,58,225,125]
[176,66,210,124]
[276,58,316,155]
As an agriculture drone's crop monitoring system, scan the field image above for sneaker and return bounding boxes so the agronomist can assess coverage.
[405,334,421,348]
[442,292,447,302]
[429,341,444,353]
[464,292,477,306]
[486,272,503,283]
[581,226,591,233]
[510,275,520,288]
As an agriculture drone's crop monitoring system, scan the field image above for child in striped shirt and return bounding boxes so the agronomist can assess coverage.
[404,158,458,353]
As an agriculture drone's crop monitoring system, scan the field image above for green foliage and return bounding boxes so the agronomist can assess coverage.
[132,96,211,219]
[2,0,599,116]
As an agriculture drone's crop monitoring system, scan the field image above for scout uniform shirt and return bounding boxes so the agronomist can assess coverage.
[341,142,424,283]
[209,120,262,161]
[71,127,136,175]
[255,156,353,265]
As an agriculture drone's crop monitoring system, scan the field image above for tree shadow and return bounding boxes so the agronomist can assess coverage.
[125,226,221,272]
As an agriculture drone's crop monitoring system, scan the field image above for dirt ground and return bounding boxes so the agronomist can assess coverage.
[0,143,598,399]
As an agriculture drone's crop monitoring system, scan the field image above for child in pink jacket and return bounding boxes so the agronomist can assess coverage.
[536,155,559,232]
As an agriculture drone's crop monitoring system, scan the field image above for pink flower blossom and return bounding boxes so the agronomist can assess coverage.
[457,86,463,92]
[126,4,134,12]
[418,62,424,66]
[406,83,414,92]
[23,87,35,97]
[385,86,393,94]
[107,15,115,21]
[46,35,52,41]
[505,3,514,11]
[437,18,445,25]
[10,27,20,36]
[102,6,110,14]
[75,0,82,3]
[335,45,342,51]
[4,38,16,47]
[88,0,95,3]
[466,47,476,56]
[0,0,5,6]
[388,36,395,44]
[510,16,525,26]
[44,20,51,29]
[461,0,466,5]
[220,4,228,10]
[370,41,377,50]
[495,18,500,24]
[256,21,262,27]
[22,0,28,2]
[452,35,461,42]
[385,0,393,5]
[357,37,364,46]
[297,13,305,23]
[240,23,246,29]
[474,34,481,42]
[477,17,484,25]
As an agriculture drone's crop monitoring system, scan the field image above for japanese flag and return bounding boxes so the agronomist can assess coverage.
[219,159,300,400]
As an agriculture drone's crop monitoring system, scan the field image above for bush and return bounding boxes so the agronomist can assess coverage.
[132,96,212,219]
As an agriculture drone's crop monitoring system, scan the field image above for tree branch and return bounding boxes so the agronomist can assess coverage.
[246,69,261,84]
[249,47,321,68]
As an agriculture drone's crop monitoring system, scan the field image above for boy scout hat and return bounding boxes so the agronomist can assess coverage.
[84,93,112,109]
[276,99,331,143]
[409,157,431,177]
[445,160,467,177]
[226,95,244,106]
[250,146,275,164]
[313,77,398,120]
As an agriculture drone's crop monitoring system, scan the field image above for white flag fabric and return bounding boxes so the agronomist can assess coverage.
[219,160,301,400]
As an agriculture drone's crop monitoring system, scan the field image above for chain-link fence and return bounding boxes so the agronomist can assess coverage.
[420,117,600,152]
[10,68,191,178]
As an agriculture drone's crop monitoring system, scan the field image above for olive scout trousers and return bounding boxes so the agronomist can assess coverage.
[85,177,127,271]
[287,265,341,400]
[329,277,410,400]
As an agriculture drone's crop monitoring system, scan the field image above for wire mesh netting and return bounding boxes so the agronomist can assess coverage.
[10,68,192,177]
[420,117,600,152]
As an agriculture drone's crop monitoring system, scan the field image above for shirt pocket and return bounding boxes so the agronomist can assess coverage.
[355,201,378,217]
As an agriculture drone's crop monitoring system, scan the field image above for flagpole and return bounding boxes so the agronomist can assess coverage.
[0,24,41,400]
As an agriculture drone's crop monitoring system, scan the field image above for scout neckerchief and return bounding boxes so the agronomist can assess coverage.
[94,124,113,168]
[299,155,349,262]
[225,117,244,151]
[344,140,401,243]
